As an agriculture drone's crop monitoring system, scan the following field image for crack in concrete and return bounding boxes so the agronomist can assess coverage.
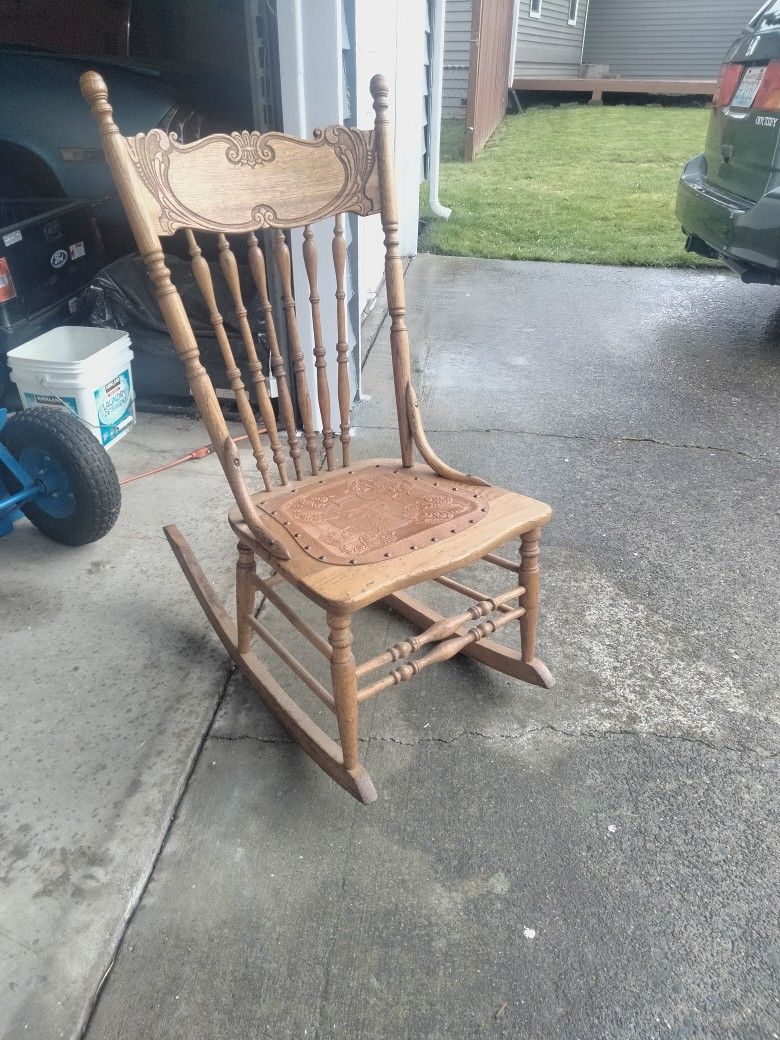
[614,435,770,460]
[366,725,780,759]
[360,299,389,373]
[207,725,779,760]
[355,423,776,463]
[71,656,237,1040]
[210,732,290,744]
[72,588,279,1039]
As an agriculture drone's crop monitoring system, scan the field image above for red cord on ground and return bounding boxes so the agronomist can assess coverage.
[119,433,253,486]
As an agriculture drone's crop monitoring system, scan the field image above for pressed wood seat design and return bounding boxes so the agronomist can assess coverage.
[228,460,551,612]
[82,71,554,805]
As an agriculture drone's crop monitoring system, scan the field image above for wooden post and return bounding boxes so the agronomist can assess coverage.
[215,232,287,487]
[246,231,301,481]
[518,528,541,663]
[327,613,360,771]
[302,224,336,470]
[186,230,272,492]
[274,229,319,475]
[236,543,257,654]
[370,74,414,467]
[332,214,351,467]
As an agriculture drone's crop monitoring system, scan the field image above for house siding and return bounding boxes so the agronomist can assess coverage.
[515,0,587,77]
[582,0,761,80]
[443,0,471,117]
[444,0,588,115]
[445,0,764,116]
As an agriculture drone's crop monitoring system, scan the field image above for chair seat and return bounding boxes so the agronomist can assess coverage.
[229,459,552,612]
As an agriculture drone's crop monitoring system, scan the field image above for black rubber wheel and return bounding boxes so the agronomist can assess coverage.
[0,407,121,545]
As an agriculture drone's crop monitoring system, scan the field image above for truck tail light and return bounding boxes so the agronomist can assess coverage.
[715,63,744,107]
[753,60,780,109]
[0,258,16,303]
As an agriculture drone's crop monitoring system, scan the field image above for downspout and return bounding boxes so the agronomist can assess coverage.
[579,0,591,69]
[507,0,522,114]
[291,0,308,136]
[428,0,452,219]
[508,0,520,85]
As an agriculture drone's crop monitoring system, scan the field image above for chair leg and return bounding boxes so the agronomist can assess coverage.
[236,542,257,654]
[327,612,360,772]
[167,526,377,802]
[519,527,542,664]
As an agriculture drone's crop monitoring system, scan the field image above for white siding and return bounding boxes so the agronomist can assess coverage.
[276,0,344,425]
[354,0,427,272]
[273,0,425,407]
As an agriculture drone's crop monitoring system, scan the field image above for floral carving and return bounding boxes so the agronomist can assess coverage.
[225,131,276,169]
[250,203,279,229]
[313,125,379,216]
[125,130,192,235]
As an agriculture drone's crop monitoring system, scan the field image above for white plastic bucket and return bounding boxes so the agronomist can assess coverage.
[7,327,135,449]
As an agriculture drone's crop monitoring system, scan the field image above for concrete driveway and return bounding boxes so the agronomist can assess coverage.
[2,256,778,1040]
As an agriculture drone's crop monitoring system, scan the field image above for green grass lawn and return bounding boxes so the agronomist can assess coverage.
[420,105,716,267]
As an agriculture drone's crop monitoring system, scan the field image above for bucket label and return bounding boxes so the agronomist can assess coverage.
[94,367,134,445]
[24,391,78,412]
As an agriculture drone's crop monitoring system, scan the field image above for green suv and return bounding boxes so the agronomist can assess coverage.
[677,1,780,283]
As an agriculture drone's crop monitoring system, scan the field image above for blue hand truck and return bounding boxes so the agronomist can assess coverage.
[0,406,120,543]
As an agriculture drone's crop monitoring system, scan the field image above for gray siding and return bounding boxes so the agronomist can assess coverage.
[582,0,762,79]
[444,0,587,114]
[515,0,587,77]
[443,0,471,117]
[443,0,763,115]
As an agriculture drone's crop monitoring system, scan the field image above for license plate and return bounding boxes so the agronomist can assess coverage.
[732,65,766,108]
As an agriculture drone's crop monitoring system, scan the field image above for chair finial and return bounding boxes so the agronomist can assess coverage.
[80,70,108,103]
[80,71,117,133]
[370,74,389,104]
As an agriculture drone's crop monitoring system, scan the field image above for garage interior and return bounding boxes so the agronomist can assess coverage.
[0,0,296,411]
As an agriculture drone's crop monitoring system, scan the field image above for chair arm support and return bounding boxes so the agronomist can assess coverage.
[405,382,490,487]
[220,436,291,560]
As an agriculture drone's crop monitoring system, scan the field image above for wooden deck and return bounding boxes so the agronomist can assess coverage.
[512,77,716,105]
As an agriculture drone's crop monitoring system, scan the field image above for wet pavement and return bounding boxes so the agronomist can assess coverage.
[2,256,779,1039]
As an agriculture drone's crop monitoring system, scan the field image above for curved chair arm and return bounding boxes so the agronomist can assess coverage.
[405,383,489,487]
[220,436,290,560]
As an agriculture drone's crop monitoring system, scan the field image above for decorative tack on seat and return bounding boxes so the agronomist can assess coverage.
[259,464,490,565]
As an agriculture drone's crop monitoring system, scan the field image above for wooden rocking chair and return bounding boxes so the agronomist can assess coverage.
[82,72,554,804]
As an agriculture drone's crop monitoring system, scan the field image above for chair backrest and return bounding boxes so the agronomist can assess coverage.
[81,71,420,561]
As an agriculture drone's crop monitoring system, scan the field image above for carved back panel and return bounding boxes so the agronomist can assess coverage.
[81,71,418,561]
[125,125,380,236]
